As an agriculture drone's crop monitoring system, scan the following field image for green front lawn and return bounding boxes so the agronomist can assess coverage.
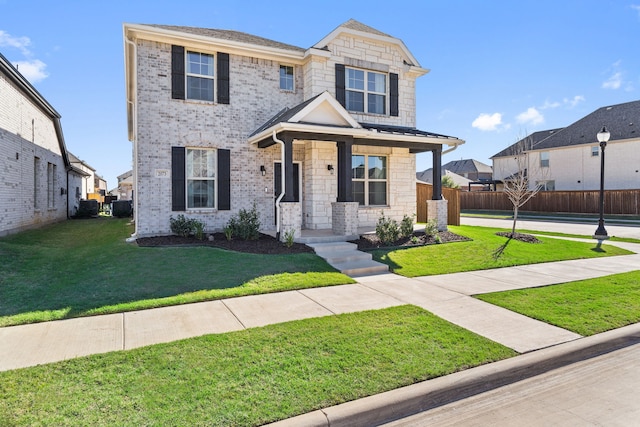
[371,225,632,277]
[0,305,516,426]
[0,219,353,327]
[476,271,640,335]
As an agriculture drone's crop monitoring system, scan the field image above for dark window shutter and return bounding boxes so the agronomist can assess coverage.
[217,52,230,104]
[217,149,231,210]
[171,146,186,211]
[171,45,185,100]
[390,73,399,117]
[335,64,346,107]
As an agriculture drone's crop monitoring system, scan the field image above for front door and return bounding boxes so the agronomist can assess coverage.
[274,162,300,224]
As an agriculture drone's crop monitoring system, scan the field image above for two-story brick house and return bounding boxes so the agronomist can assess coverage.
[0,52,87,236]
[123,19,463,240]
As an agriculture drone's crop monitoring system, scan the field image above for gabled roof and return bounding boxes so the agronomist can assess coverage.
[441,159,492,175]
[0,52,71,170]
[532,100,640,151]
[68,152,96,171]
[146,24,306,53]
[313,19,425,71]
[248,91,464,152]
[416,169,471,187]
[491,128,563,159]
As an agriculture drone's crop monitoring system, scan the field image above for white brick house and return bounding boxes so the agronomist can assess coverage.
[123,20,464,239]
[492,100,640,191]
[0,52,86,236]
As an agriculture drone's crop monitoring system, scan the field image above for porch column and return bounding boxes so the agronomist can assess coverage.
[282,133,295,202]
[336,138,353,202]
[432,148,442,200]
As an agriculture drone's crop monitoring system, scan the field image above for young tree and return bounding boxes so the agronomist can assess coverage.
[497,134,547,236]
[441,174,460,189]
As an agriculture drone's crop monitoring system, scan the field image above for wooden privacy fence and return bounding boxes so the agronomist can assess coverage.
[416,183,460,225]
[460,189,640,215]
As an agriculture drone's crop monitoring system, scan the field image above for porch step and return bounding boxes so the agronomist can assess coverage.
[295,234,359,244]
[308,242,389,277]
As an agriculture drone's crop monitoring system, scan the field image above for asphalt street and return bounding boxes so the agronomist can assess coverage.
[384,342,640,426]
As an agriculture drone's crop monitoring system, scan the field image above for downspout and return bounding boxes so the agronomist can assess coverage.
[125,34,138,237]
[442,141,461,155]
[272,130,285,240]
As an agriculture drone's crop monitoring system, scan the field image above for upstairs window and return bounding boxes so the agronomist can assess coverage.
[540,151,550,168]
[186,51,214,101]
[591,146,599,157]
[345,68,386,114]
[279,65,294,91]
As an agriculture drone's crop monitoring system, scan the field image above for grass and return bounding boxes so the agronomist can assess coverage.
[0,305,516,426]
[371,225,632,277]
[517,229,640,244]
[476,271,640,336]
[0,218,354,327]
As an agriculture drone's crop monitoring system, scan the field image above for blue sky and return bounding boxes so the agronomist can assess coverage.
[2,0,639,189]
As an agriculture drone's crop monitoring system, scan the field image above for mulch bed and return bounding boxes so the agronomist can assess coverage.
[349,231,471,251]
[136,230,472,254]
[495,231,542,244]
[136,233,314,254]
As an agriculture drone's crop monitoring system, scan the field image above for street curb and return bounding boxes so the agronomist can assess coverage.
[266,322,640,427]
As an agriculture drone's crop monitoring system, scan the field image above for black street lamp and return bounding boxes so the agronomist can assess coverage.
[593,126,610,241]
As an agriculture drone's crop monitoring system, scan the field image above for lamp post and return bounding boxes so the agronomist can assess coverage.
[593,126,610,240]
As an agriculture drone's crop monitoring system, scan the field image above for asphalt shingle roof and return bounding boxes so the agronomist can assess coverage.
[491,128,563,159]
[532,100,640,150]
[441,159,492,175]
[146,24,306,52]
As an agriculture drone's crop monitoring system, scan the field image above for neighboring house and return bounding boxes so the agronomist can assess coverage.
[492,100,640,191]
[110,170,133,201]
[68,152,96,198]
[416,168,471,189]
[95,175,107,196]
[441,159,493,181]
[123,19,464,239]
[0,51,86,236]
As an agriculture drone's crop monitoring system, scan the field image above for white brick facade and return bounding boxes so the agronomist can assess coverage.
[125,21,444,238]
[0,68,68,236]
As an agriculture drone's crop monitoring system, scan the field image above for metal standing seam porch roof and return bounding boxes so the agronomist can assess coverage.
[247,92,464,153]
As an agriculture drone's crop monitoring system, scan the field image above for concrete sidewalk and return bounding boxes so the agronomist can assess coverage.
[2,241,639,371]
[1,237,639,424]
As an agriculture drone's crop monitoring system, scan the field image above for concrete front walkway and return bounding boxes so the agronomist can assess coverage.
[2,241,640,371]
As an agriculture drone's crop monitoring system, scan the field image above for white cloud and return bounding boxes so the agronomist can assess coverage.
[12,59,48,83]
[540,100,561,110]
[516,107,544,125]
[602,71,622,89]
[472,113,503,131]
[0,30,32,56]
[564,95,585,108]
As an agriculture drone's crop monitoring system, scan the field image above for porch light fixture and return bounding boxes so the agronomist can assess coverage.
[327,164,334,174]
[260,165,266,176]
[593,126,610,241]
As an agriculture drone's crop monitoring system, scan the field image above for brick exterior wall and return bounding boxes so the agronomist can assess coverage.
[0,73,67,236]
[131,26,423,237]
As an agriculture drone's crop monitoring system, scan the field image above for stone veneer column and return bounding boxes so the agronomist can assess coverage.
[427,199,448,231]
[279,202,301,242]
[332,202,359,236]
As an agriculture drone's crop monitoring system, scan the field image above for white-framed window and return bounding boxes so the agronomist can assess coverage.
[279,65,294,91]
[345,67,386,114]
[540,151,550,168]
[591,146,600,157]
[536,180,555,191]
[186,148,216,209]
[352,154,387,206]
[186,51,214,101]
